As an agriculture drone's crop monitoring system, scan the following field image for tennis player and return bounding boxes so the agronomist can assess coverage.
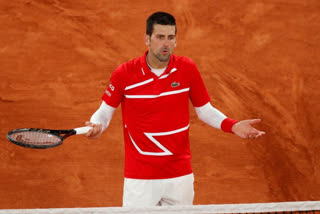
[85,11,265,206]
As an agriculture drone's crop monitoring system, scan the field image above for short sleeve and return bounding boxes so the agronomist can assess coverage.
[189,61,211,107]
[102,65,126,108]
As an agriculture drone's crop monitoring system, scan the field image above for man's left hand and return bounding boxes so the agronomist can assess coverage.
[232,119,266,139]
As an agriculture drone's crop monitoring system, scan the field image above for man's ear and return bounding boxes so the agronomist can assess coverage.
[175,34,177,47]
[144,34,150,46]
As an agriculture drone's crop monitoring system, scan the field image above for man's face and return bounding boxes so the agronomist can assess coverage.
[146,24,177,64]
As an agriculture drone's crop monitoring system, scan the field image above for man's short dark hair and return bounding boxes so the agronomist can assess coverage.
[146,12,177,36]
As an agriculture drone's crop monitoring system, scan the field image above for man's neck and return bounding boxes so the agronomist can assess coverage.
[146,54,167,77]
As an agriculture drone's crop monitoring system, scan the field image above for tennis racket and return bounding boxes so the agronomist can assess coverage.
[7,126,92,149]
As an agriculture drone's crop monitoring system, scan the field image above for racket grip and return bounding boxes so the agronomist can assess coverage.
[74,126,92,135]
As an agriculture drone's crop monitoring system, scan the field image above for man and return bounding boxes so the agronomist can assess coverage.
[85,12,265,206]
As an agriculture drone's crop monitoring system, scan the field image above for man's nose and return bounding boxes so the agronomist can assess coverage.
[163,39,169,47]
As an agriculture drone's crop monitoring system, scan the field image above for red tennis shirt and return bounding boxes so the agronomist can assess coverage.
[102,51,211,179]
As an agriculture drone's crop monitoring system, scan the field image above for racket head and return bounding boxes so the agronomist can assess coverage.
[7,128,66,149]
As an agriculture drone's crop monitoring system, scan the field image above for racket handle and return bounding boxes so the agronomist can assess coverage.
[74,126,92,135]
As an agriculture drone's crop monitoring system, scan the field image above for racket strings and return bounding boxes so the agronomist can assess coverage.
[9,131,61,146]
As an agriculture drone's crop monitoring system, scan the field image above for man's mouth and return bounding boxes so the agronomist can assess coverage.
[162,49,169,54]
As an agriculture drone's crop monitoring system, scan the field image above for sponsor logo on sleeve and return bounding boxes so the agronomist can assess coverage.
[105,83,115,97]
[105,90,112,97]
[109,83,115,91]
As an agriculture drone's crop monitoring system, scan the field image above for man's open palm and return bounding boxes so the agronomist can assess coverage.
[232,119,266,139]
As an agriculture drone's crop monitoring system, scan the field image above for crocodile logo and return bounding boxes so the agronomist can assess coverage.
[171,81,180,87]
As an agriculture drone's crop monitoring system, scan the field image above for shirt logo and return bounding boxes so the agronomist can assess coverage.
[109,83,115,91]
[105,90,112,97]
[171,81,180,87]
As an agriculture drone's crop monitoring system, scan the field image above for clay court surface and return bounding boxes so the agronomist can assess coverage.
[0,0,319,209]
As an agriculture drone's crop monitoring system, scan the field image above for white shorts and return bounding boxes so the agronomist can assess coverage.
[122,173,194,206]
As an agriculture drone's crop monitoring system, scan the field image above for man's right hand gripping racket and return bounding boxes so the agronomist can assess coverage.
[7,126,92,149]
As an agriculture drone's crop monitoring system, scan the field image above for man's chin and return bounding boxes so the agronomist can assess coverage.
[157,54,171,62]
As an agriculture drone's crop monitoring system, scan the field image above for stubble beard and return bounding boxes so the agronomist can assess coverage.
[155,50,171,62]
